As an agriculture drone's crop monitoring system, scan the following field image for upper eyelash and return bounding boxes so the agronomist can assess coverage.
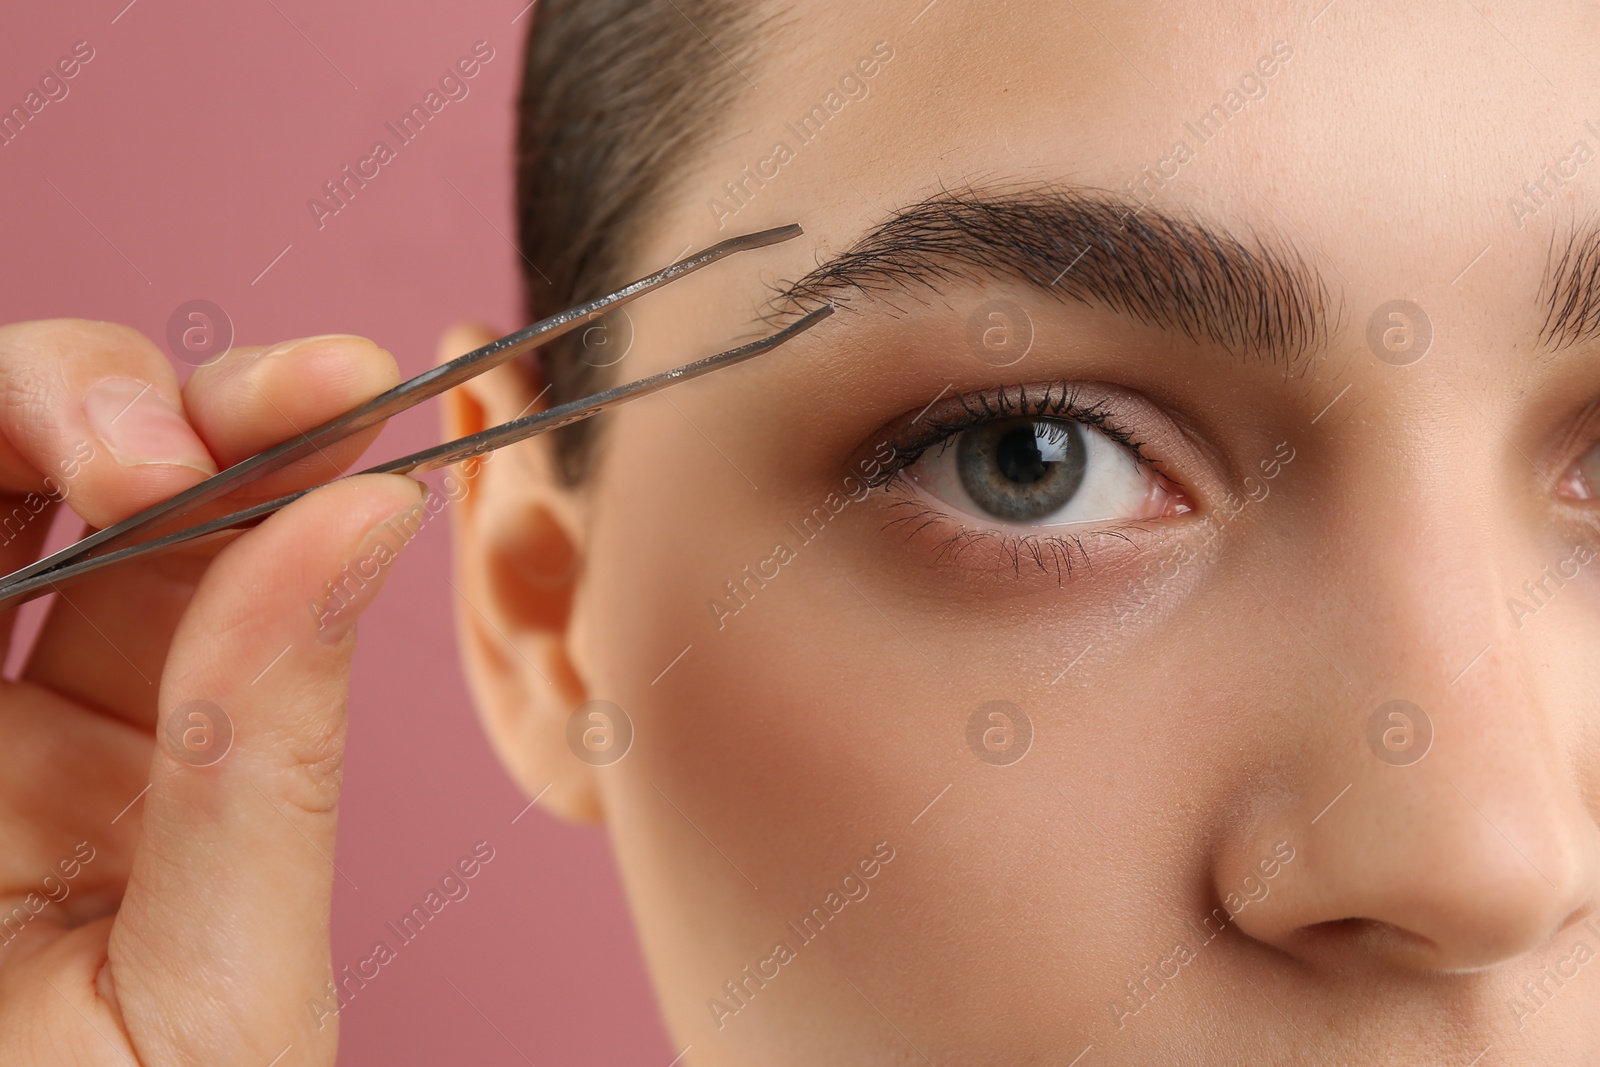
[858,380,1182,583]
[863,381,1161,489]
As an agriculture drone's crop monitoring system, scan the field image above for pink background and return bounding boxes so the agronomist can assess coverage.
[1,1,670,1062]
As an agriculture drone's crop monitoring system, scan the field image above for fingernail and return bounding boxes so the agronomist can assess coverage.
[83,377,217,474]
[315,481,431,645]
[257,333,369,365]
[214,334,369,383]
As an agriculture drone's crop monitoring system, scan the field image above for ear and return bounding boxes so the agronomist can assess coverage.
[437,323,603,823]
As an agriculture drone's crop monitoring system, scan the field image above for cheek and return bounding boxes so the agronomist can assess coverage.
[580,407,899,849]
[575,405,1255,1044]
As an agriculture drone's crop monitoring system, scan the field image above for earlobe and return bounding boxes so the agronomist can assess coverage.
[437,322,605,823]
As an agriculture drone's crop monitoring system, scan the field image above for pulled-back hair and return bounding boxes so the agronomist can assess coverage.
[516,0,767,484]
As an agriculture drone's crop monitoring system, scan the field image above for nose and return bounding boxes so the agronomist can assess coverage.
[1218,510,1600,973]
[1228,723,1599,971]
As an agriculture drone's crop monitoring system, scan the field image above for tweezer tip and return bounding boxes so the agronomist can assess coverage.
[743,222,804,246]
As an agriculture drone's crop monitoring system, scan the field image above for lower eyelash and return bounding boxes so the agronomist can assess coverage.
[881,490,1159,583]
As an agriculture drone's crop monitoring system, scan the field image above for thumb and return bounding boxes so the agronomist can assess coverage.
[108,472,427,1065]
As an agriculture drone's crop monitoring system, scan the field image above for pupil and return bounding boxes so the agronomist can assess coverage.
[995,426,1051,485]
[955,417,1088,522]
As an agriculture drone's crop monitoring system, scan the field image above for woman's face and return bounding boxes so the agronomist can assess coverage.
[451,2,1600,1062]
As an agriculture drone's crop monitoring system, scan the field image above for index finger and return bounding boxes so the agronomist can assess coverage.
[0,319,216,525]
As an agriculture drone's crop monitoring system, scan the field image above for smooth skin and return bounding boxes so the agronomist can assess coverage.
[6,1,1600,1065]
[447,2,1600,1065]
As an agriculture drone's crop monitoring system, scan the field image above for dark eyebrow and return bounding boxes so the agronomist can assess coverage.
[766,184,1337,374]
[1540,217,1600,351]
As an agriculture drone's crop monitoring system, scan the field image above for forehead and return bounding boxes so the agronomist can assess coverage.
[652,1,1600,323]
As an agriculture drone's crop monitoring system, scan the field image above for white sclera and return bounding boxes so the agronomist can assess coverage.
[907,418,1158,528]
[1580,442,1600,499]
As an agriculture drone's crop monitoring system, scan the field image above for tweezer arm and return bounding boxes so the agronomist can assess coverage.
[0,305,832,613]
[0,223,804,594]
[373,305,832,476]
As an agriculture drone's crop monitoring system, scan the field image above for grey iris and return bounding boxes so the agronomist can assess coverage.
[955,418,1088,521]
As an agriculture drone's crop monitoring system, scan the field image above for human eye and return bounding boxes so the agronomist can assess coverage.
[1557,440,1600,501]
[863,382,1194,576]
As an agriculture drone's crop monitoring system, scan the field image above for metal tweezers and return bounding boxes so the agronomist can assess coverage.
[0,223,828,612]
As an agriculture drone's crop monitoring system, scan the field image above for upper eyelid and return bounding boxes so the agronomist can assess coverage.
[866,381,1163,484]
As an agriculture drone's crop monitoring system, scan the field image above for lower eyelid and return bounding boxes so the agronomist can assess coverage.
[878,479,1172,581]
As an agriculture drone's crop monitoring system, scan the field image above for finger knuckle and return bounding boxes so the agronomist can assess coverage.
[274,715,348,818]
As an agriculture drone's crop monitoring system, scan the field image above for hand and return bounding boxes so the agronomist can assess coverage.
[0,321,424,1065]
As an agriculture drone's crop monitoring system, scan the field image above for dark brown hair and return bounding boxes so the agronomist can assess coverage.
[515,0,765,485]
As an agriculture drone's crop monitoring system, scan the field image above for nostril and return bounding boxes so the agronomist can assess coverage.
[1296,918,1440,963]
